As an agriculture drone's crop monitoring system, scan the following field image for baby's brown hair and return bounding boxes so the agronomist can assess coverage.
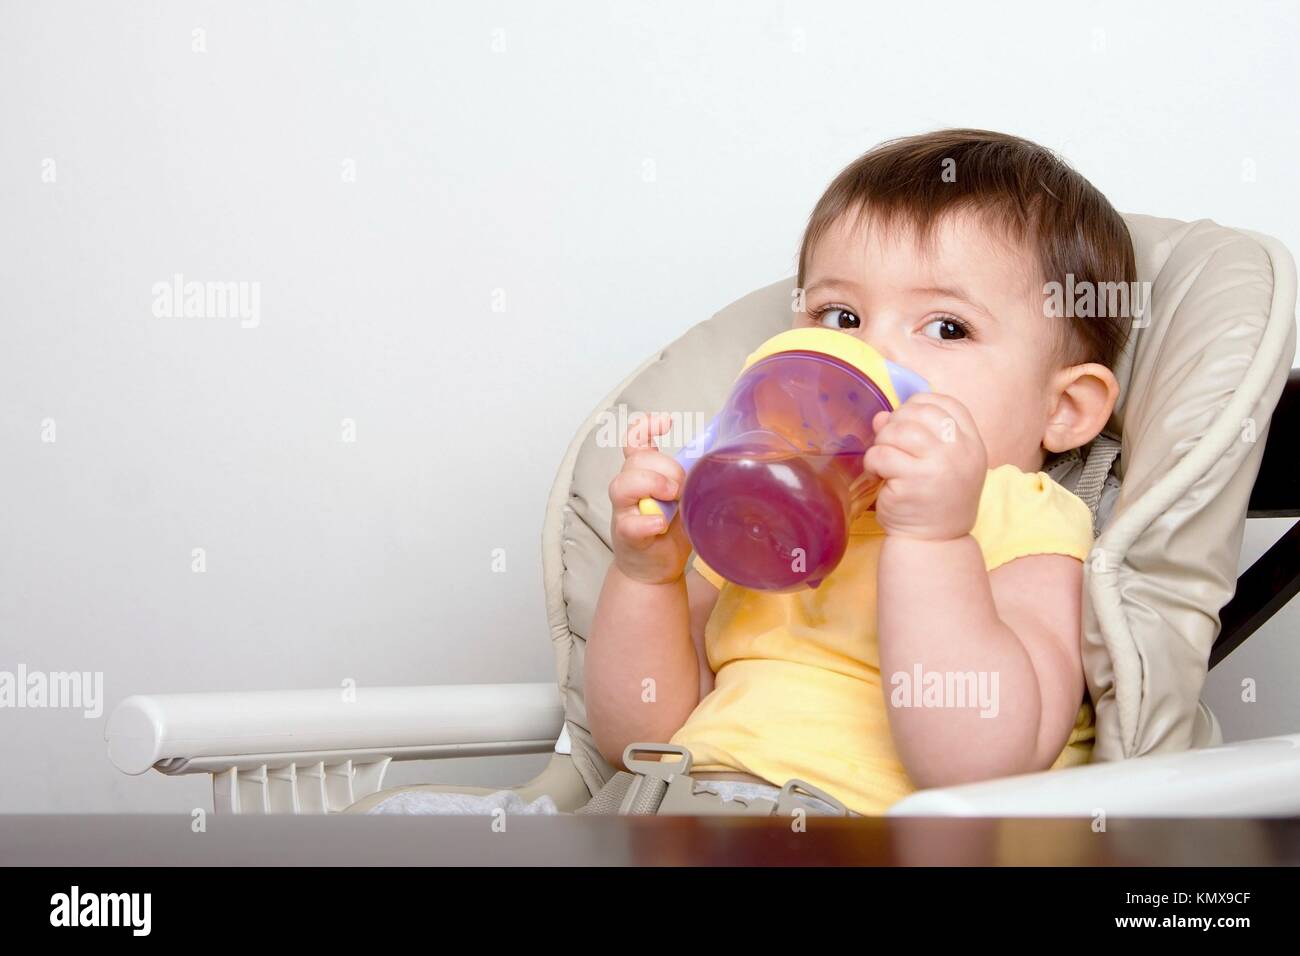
[797,129,1136,370]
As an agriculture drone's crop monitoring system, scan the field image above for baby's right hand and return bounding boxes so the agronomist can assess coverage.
[608,412,691,585]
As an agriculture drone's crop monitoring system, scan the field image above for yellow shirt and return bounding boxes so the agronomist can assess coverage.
[665,464,1097,816]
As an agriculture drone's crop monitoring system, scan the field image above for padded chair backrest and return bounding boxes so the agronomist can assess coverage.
[545,214,1297,797]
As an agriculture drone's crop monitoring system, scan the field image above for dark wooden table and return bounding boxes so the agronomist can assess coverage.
[3,814,1298,865]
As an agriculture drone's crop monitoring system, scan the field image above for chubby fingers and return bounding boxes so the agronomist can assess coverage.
[611,442,686,541]
[899,392,979,441]
[864,397,958,478]
[609,461,682,512]
[616,510,675,546]
[623,411,675,459]
[610,464,681,542]
[875,395,972,449]
[862,440,915,482]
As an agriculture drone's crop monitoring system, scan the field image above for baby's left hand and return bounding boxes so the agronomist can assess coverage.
[862,393,988,542]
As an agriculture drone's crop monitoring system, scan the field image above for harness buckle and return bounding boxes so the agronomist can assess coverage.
[616,744,852,816]
[618,743,777,815]
[775,777,851,816]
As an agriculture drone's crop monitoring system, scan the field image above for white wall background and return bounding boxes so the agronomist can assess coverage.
[1,0,1297,812]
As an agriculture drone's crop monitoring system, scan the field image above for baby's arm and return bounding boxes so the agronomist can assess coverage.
[864,394,1085,789]
[586,412,720,771]
[588,567,719,770]
[877,539,1085,788]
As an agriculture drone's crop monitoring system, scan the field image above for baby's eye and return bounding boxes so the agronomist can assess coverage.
[920,316,970,341]
[815,307,860,331]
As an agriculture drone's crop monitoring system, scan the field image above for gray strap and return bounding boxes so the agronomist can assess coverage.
[1043,446,1082,484]
[1074,434,1122,535]
[623,775,669,814]
[574,771,635,815]
[574,769,674,815]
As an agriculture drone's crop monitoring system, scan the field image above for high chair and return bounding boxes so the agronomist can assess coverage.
[106,214,1300,816]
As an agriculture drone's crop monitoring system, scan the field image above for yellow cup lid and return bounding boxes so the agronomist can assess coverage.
[740,328,902,409]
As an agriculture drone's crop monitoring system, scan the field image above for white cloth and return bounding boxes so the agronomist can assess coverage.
[367,789,560,815]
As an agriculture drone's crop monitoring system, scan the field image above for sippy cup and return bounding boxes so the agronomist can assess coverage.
[638,327,928,592]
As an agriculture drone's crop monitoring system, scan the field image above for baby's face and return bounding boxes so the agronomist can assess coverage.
[795,208,1062,472]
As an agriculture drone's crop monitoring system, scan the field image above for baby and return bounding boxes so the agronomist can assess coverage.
[587,129,1136,815]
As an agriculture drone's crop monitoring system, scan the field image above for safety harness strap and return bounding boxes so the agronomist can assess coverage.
[577,743,851,817]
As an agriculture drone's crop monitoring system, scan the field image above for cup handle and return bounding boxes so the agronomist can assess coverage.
[884,361,930,405]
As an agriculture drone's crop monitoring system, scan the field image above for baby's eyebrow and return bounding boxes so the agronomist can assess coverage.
[804,278,862,297]
[912,285,996,322]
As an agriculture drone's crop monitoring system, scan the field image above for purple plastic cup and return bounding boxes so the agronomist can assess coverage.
[645,342,928,591]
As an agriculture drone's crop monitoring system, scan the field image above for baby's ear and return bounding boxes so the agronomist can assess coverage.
[1042,363,1120,454]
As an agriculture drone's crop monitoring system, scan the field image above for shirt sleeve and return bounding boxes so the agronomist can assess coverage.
[1050,697,1096,770]
[690,553,728,590]
[969,464,1095,572]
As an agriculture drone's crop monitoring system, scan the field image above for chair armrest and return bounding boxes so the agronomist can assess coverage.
[886,733,1300,817]
[106,683,564,775]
